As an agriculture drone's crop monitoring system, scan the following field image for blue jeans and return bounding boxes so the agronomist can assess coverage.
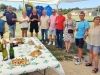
[8,24,16,38]
[41,29,48,41]
[56,29,63,48]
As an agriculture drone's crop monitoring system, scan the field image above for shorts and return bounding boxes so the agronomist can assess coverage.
[87,44,100,53]
[0,32,3,37]
[21,28,28,30]
[49,29,56,36]
[30,26,38,33]
[75,38,84,48]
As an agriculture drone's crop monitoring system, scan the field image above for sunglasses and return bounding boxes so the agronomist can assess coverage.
[52,12,55,13]
[58,11,62,12]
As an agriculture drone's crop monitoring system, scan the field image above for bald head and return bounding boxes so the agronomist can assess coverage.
[32,8,37,14]
[42,10,46,16]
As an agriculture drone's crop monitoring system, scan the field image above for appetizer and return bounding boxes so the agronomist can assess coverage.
[30,50,42,57]
[13,38,24,44]
[28,40,34,45]
[11,57,30,66]
[36,45,42,49]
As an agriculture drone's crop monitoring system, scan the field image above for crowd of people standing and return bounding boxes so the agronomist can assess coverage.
[0,6,100,73]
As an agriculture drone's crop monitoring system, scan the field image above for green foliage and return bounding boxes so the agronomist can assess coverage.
[62,7,80,15]
[18,5,22,11]
[0,3,17,11]
[0,4,7,11]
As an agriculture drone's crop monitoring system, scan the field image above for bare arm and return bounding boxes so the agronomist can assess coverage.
[29,14,33,21]
[84,28,89,38]
[0,16,4,18]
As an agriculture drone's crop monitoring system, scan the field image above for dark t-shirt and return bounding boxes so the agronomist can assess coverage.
[30,14,38,28]
[3,11,17,25]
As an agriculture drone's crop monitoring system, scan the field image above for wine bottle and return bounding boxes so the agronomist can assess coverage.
[0,42,3,52]
[2,44,8,61]
[2,38,4,44]
[0,39,4,52]
[9,43,15,59]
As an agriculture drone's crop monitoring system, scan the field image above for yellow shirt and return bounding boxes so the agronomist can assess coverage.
[40,15,49,29]
[87,25,100,46]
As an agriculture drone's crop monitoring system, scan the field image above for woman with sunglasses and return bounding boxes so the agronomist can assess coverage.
[85,16,100,73]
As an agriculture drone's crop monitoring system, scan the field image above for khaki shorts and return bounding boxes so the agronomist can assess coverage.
[49,29,56,36]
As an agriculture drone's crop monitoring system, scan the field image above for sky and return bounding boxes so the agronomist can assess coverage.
[0,0,99,9]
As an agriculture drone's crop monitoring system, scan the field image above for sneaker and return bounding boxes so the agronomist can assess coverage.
[74,55,79,59]
[46,41,48,43]
[53,42,55,45]
[48,42,52,45]
[60,48,63,50]
[75,60,81,65]
[65,50,69,53]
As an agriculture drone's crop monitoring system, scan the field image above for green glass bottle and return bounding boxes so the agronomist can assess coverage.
[9,43,15,59]
[2,44,8,61]
[0,42,3,52]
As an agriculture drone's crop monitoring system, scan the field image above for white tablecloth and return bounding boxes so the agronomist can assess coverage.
[0,37,65,75]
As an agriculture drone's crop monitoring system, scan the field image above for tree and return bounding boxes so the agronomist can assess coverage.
[96,6,100,12]
[12,7,17,11]
[0,4,7,11]
[18,5,22,11]
[62,9,68,14]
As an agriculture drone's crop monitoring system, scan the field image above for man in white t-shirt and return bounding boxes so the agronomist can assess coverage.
[40,10,49,43]
[48,9,57,45]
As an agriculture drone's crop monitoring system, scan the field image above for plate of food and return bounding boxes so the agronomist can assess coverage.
[10,57,30,66]
[28,40,34,45]
[35,45,42,49]
[30,50,42,58]
[13,38,24,41]
[13,38,24,44]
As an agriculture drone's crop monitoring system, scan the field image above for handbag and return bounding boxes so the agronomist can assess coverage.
[67,19,73,34]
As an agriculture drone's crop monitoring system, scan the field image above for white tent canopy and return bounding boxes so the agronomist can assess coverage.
[0,0,87,4]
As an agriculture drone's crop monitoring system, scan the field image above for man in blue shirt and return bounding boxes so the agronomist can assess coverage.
[0,6,17,38]
[0,18,5,38]
[75,11,90,65]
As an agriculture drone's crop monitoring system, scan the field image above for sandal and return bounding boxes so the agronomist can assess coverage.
[85,63,92,66]
[65,50,69,53]
[92,68,98,73]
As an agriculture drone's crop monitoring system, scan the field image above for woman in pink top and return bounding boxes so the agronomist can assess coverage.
[48,9,57,45]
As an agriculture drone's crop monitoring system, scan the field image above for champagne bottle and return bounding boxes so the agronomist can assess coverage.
[0,42,3,52]
[2,44,8,61]
[2,38,4,44]
[0,39,4,52]
[9,43,15,59]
